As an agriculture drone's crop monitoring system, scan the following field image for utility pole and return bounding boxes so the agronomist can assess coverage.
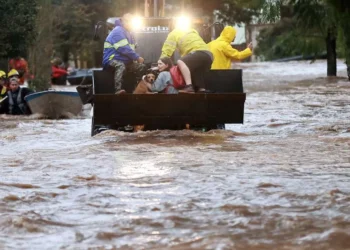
[145,0,149,17]
[134,0,140,14]
[144,0,165,17]
[181,0,185,11]
[154,0,158,17]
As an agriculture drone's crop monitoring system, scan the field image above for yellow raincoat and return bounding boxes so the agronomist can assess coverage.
[208,26,252,69]
[160,28,209,58]
[0,70,7,99]
[0,86,7,97]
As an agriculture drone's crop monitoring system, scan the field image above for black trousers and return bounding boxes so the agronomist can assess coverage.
[51,75,67,85]
[180,51,213,90]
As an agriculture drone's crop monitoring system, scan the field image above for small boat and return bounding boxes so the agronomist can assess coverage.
[25,90,83,119]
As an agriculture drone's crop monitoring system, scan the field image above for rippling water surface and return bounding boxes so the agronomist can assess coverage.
[1,60,350,250]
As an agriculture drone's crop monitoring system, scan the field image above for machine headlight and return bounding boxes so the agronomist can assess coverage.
[175,16,191,30]
[131,16,143,30]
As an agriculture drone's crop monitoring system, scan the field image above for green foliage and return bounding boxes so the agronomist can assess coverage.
[51,0,131,66]
[28,76,50,92]
[0,0,37,58]
[254,19,325,60]
[337,27,346,58]
[52,1,94,62]
[256,0,338,61]
[293,0,337,36]
[217,0,265,24]
[260,0,289,22]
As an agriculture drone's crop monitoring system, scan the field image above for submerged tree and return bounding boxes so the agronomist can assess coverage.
[28,0,53,91]
[327,0,350,79]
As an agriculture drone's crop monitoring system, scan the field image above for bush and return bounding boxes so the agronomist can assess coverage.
[28,77,50,92]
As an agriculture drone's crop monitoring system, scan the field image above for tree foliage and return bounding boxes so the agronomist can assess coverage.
[52,0,94,64]
[216,0,265,24]
[256,0,336,59]
[254,19,326,60]
[0,0,37,58]
[51,0,132,67]
[256,0,339,76]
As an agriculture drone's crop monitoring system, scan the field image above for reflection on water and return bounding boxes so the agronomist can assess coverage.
[1,60,350,249]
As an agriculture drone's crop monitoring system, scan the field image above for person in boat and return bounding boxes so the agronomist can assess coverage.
[51,57,68,85]
[8,56,30,85]
[160,22,213,93]
[208,26,253,69]
[4,69,33,115]
[145,57,178,94]
[102,13,146,94]
[0,70,8,114]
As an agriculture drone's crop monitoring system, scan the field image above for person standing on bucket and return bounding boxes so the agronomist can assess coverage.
[102,13,146,94]
[160,19,213,93]
[208,26,253,69]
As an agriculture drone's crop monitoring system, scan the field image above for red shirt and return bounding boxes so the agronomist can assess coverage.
[9,58,29,74]
[52,66,68,78]
[9,58,29,84]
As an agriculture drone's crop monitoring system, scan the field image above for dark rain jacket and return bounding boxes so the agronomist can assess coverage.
[5,87,33,115]
[102,19,140,67]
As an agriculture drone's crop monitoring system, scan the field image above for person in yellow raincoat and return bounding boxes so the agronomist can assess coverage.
[160,25,213,93]
[0,71,8,114]
[208,26,253,69]
[0,71,7,99]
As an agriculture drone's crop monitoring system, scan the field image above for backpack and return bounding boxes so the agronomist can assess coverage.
[169,66,186,89]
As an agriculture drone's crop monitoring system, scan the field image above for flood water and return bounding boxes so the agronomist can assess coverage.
[1,60,350,250]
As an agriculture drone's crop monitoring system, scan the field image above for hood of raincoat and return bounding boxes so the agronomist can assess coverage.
[115,19,123,27]
[208,25,252,70]
[219,26,236,43]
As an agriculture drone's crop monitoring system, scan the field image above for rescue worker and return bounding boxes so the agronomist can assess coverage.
[0,70,7,99]
[208,26,253,69]
[5,69,33,115]
[102,13,146,94]
[0,70,8,114]
[51,58,68,85]
[160,22,213,93]
[8,56,30,85]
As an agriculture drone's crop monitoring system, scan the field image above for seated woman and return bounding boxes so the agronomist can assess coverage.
[133,57,180,132]
[145,57,178,94]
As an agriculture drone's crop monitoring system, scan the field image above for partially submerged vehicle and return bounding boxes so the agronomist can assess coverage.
[80,16,246,136]
[91,68,245,135]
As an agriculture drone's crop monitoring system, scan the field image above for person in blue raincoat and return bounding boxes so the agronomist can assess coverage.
[102,13,146,94]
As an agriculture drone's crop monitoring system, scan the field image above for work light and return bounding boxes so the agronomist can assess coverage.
[131,16,143,30]
[175,16,191,30]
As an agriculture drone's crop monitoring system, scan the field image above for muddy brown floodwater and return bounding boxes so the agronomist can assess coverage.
[1,60,350,250]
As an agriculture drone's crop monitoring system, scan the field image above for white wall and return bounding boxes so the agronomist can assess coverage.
[232,24,246,45]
